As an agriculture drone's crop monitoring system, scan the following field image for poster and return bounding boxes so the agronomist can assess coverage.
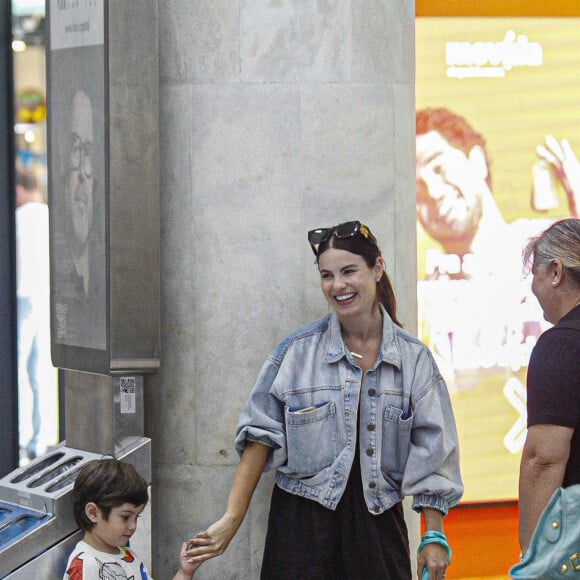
[48,0,107,352]
[416,18,580,502]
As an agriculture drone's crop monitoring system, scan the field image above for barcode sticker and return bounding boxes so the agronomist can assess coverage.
[120,377,136,414]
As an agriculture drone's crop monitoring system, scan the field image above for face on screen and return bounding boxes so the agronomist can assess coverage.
[416,130,486,248]
[67,89,94,251]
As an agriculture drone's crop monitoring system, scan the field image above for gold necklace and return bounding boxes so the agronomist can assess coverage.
[344,321,381,361]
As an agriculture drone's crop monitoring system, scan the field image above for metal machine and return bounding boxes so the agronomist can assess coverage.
[0,438,150,578]
[0,371,152,577]
[0,1,159,576]
[0,372,153,578]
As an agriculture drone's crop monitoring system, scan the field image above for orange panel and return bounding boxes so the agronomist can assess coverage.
[422,503,520,579]
[416,0,580,17]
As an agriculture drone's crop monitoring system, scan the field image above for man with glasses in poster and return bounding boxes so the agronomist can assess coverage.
[66,89,94,299]
[54,86,106,351]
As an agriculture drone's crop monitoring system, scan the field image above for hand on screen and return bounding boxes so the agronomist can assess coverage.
[536,135,580,216]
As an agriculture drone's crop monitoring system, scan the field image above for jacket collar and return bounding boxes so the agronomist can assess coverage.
[323,305,402,369]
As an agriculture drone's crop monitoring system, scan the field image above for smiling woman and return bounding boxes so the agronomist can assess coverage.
[188,220,463,580]
[312,220,403,328]
[318,248,385,370]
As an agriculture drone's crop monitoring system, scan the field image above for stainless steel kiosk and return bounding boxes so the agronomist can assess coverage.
[0,438,150,578]
[0,1,159,577]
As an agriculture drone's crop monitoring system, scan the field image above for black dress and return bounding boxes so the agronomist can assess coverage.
[260,443,412,580]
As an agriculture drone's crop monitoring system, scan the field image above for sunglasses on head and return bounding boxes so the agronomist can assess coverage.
[308,220,377,255]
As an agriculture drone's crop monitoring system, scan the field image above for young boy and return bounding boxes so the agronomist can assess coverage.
[63,458,200,579]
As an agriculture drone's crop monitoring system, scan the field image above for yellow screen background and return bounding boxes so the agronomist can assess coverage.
[416,18,580,502]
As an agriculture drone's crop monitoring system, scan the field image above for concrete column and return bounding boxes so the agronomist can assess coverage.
[149,2,417,578]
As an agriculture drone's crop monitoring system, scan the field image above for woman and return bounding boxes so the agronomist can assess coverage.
[189,221,463,579]
[517,218,580,556]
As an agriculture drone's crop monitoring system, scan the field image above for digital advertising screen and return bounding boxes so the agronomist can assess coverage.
[416,15,580,503]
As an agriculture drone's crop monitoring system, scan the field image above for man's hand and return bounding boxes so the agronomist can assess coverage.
[537,135,580,216]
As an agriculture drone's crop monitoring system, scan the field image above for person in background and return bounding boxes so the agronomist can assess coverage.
[517,218,580,556]
[15,168,58,460]
[415,108,580,388]
[64,458,201,579]
[188,220,463,579]
[415,107,580,277]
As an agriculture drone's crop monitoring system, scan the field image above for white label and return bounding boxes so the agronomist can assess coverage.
[50,0,104,50]
[120,377,136,414]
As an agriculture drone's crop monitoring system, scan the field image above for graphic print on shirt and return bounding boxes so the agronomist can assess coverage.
[65,554,84,580]
[120,546,135,563]
[65,548,146,580]
[95,558,133,579]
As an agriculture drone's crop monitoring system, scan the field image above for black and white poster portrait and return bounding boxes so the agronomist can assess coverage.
[48,0,107,353]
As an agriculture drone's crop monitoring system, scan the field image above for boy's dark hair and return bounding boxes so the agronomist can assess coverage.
[72,458,149,532]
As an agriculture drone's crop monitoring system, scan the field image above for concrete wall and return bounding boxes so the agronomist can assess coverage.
[147,2,417,578]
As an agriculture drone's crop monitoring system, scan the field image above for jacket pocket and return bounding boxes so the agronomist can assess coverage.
[380,405,413,478]
[285,401,339,477]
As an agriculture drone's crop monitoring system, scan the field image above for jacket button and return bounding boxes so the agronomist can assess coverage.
[369,481,376,489]
[368,388,376,396]
[365,448,373,456]
[373,505,381,513]
[367,423,375,431]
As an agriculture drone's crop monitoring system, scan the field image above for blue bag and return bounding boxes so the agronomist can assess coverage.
[509,484,580,579]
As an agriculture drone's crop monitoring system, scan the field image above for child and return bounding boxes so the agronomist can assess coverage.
[63,458,199,579]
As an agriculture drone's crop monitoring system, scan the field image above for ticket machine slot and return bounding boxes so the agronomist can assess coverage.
[9,453,65,484]
[26,457,83,489]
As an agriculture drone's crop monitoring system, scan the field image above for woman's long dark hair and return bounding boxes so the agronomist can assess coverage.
[317,229,402,327]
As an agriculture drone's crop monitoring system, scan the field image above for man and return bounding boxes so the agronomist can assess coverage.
[67,88,95,297]
[416,107,580,280]
[54,87,106,351]
[415,108,580,393]
[16,168,58,460]
[416,107,491,264]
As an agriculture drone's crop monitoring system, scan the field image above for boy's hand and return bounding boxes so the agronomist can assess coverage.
[173,541,202,579]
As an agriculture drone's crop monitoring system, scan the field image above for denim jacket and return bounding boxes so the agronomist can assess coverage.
[235,306,463,515]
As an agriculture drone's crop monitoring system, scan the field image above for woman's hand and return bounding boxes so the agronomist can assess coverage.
[183,442,270,565]
[417,542,449,580]
[186,513,240,563]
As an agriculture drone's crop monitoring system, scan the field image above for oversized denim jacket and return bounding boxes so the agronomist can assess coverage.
[235,306,463,515]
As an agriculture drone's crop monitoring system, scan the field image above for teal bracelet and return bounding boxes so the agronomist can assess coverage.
[417,531,452,559]
[421,530,447,541]
[419,531,451,580]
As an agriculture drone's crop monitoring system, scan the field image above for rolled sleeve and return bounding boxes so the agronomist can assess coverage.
[402,353,463,514]
[412,493,452,515]
[234,358,288,472]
